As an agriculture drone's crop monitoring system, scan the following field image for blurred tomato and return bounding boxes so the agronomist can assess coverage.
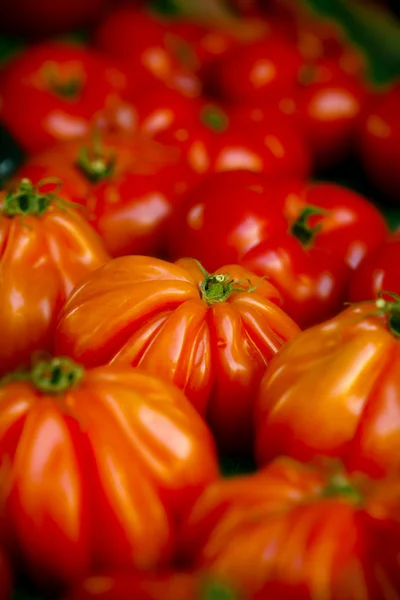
[178,456,400,599]
[16,134,196,258]
[348,235,400,302]
[0,178,109,376]
[55,256,300,452]
[0,358,218,593]
[0,43,133,154]
[358,81,400,201]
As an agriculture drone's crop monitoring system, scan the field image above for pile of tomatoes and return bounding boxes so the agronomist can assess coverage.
[1,0,400,598]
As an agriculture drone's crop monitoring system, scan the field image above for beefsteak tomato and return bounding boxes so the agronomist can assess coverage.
[0,178,109,377]
[255,293,400,477]
[178,456,400,599]
[0,357,218,593]
[0,42,133,154]
[55,256,300,452]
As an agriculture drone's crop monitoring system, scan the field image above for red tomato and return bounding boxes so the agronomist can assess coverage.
[65,570,239,600]
[0,43,133,154]
[357,82,400,201]
[241,205,351,328]
[16,134,196,258]
[209,36,303,105]
[93,8,202,99]
[0,0,108,36]
[167,171,288,271]
[55,256,300,452]
[0,178,109,377]
[156,103,311,179]
[255,295,400,478]
[178,457,400,599]
[0,357,218,593]
[348,235,400,302]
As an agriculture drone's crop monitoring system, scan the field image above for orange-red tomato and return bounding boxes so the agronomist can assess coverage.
[55,256,300,452]
[0,179,109,377]
[178,457,400,599]
[65,570,239,600]
[0,357,218,593]
[255,295,400,478]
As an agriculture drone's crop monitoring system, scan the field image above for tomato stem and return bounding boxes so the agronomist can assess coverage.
[0,357,84,394]
[75,134,115,183]
[290,204,328,247]
[201,579,239,600]
[2,178,56,217]
[200,105,229,133]
[323,472,362,505]
[197,261,258,305]
[346,290,400,337]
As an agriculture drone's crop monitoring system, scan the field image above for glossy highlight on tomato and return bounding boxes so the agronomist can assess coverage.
[0,357,218,593]
[55,255,300,452]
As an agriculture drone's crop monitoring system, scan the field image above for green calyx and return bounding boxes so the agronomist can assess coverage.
[197,261,258,306]
[290,204,328,247]
[2,178,60,217]
[0,357,84,394]
[323,472,362,506]
[76,142,116,183]
[51,78,81,100]
[200,105,229,133]
[347,290,400,338]
[201,579,239,600]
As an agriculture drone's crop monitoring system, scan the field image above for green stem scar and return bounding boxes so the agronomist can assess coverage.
[196,261,259,305]
[0,357,84,394]
[290,205,328,247]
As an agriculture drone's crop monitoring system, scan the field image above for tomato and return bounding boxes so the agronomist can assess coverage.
[348,235,400,302]
[168,176,387,274]
[16,134,196,258]
[0,178,109,377]
[156,103,311,180]
[357,82,400,201]
[0,0,108,37]
[241,205,351,328]
[208,36,303,105]
[0,357,218,593]
[55,256,300,452]
[0,43,133,154]
[178,456,400,599]
[93,8,202,99]
[255,294,400,478]
[65,570,239,600]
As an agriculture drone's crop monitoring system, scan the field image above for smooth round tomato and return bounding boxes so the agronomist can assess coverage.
[255,295,400,477]
[357,82,400,201]
[178,457,400,599]
[0,179,109,377]
[348,235,400,302]
[93,7,202,99]
[0,357,218,593]
[0,0,108,36]
[55,256,300,452]
[156,103,311,180]
[241,206,351,328]
[16,134,196,258]
[208,36,303,105]
[0,43,133,154]
[65,570,239,600]
[167,171,288,271]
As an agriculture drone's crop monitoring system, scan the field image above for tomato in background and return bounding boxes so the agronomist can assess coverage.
[178,457,400,599]
[15,134,197,258]
[0,179,109,376]
[156,103,311,180]
[0,357,218,594]
[0,0,108,37]
[255,297,400,478]
[0,43,134,154]
[348,235,400,302]
[55,256,300,452]
[357,81,400,201]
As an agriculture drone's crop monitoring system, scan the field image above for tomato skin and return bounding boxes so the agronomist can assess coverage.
[0,0,108,36]
[0,363,218,593]
[167,171,289,272]
[16,135,196,258]
[0,181,109,377]
[255,301,400,478]
[55,256,300,452]
[242,233,350,328]
[0,43,133,154]
[178,457,400,599]
[357,82,400,201]
[348,236,400,302]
